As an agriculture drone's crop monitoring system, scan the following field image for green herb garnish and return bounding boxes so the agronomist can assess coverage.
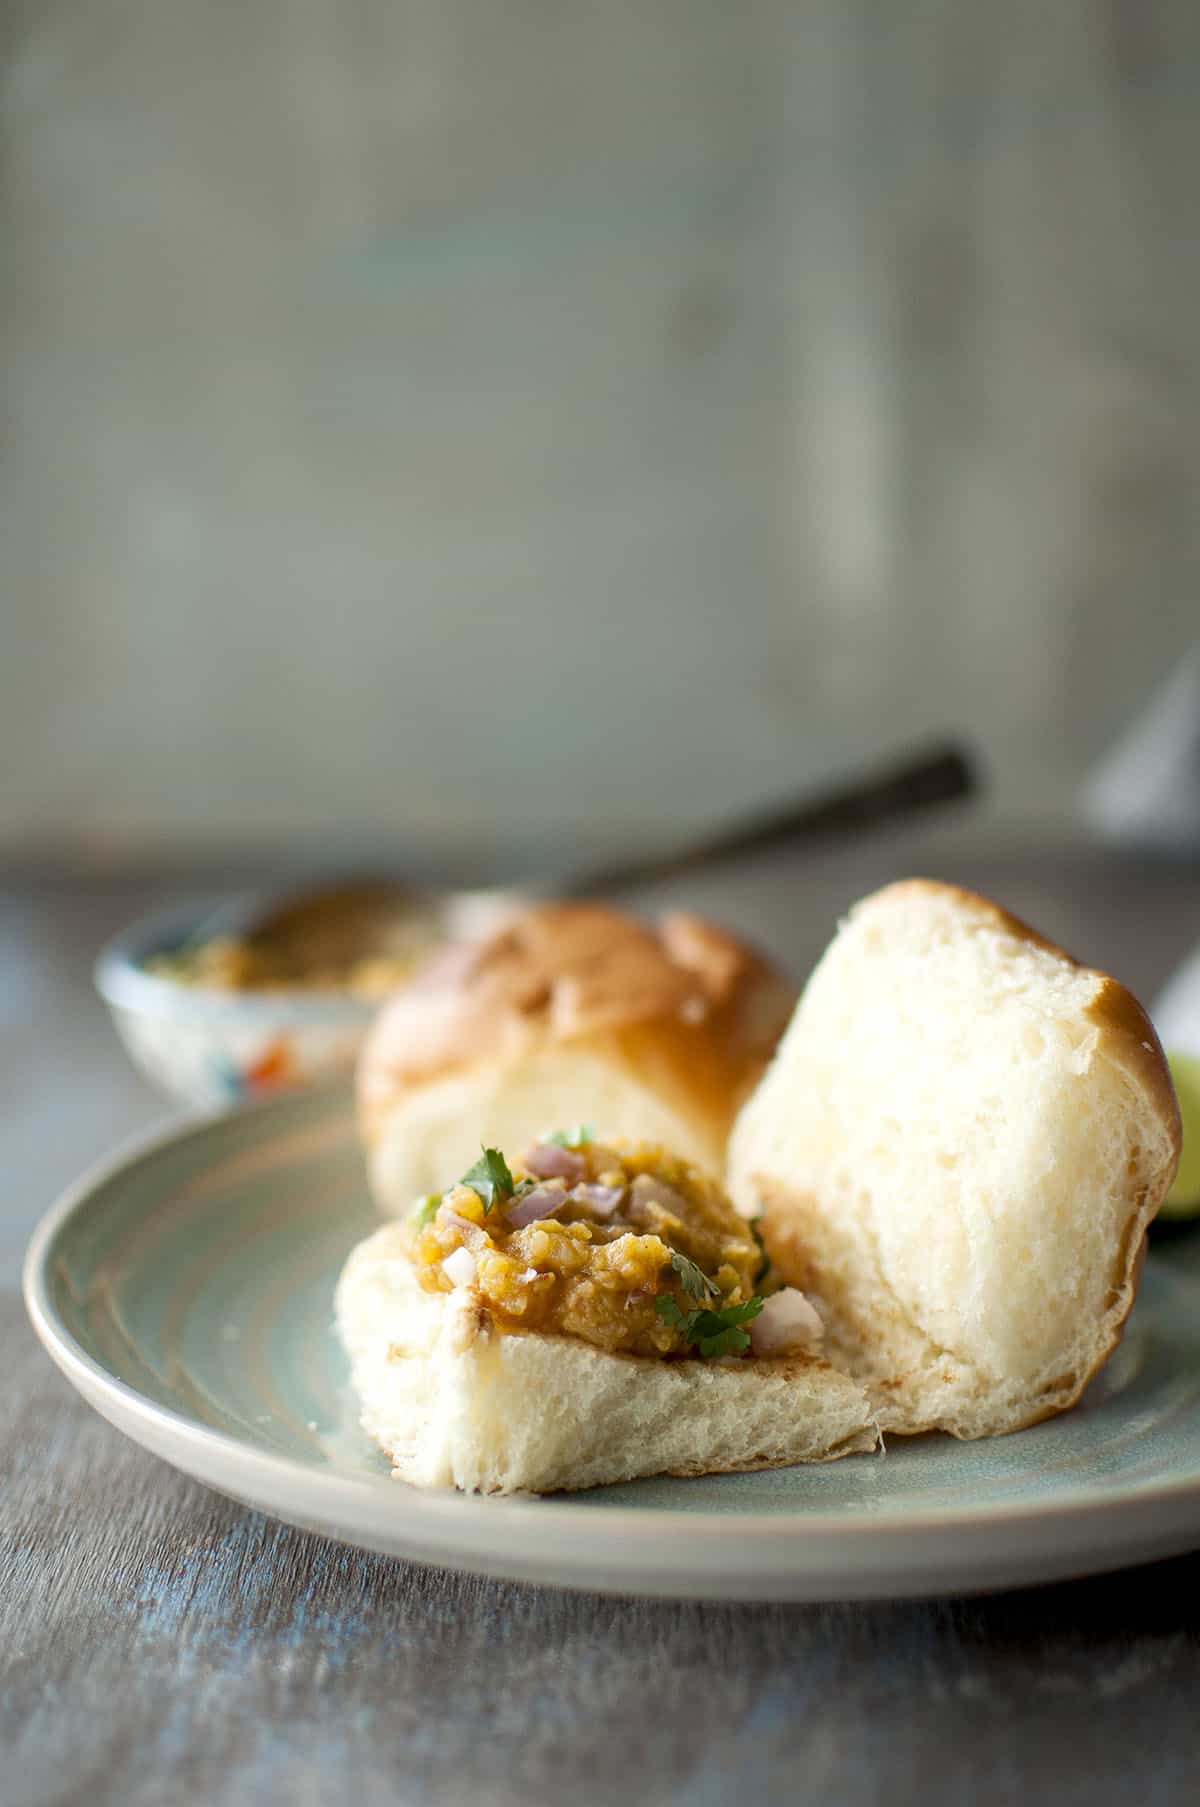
[668,1250,720,1303]
[459,1147,515,1214]
[409,1193,441,1230]
[546,1124,595,1149]
[657,1251,762,1357]
[750,1215,771,1289]
[655,1293,764,1358]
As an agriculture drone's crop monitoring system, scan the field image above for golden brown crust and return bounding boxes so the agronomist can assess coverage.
[1085,975,1183,1156]
[358,900,795,1149]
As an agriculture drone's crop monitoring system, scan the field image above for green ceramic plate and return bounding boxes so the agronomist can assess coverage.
[23,1083,1200,1600]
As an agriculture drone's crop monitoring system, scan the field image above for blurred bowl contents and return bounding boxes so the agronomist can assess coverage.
[96,883,520,1109]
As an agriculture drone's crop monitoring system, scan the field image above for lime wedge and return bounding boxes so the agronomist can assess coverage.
[1162,1050,1200,1219]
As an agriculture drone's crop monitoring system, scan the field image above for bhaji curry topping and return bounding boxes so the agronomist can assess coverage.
[406,1131,776,1358]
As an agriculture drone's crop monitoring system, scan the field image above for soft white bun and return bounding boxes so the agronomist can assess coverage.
[335,1222,877,1494]
[728,880,1181,1439]
[359,902,794,1213]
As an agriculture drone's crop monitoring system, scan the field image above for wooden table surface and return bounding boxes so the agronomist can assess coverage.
[5,836,1200,1807]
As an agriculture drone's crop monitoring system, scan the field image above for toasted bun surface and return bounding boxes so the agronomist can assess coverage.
[727,880,1181,1440]
[359,902,795,1213]
[336,1222,878,1493]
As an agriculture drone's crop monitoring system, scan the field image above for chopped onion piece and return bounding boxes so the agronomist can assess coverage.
[442,1246,477,1289]
[523,1142,587,1183]
[748,1288,824,1356]
[505,1183,568,1229]
[629,1173,688,1217]
[570,1182,625,1219]
[439,1208,482,1239]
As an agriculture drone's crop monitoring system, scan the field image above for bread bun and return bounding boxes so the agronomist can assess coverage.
[727,879,1181,1440]
[359,902,795,1213]
[335,1220,878,1493]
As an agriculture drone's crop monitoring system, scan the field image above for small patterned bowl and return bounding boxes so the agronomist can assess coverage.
[94,890,518,1110]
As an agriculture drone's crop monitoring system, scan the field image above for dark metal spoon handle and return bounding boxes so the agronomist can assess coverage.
[560,742,977,898]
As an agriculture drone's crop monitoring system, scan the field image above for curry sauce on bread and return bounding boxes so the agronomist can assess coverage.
[336,1131,874,1494]
[409,1136,762,1356]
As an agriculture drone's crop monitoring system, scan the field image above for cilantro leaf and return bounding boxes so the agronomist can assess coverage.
[750,1215,772,1289]
[459,1147,515,1213]
[703,1297,764,1329]
[409,1193,441,1230]
[689,1299,763,1356]
[654,1291,764,1358]
[696,1323,754,1358]
[546,1124,595,1148]
[668,1250,720,1303]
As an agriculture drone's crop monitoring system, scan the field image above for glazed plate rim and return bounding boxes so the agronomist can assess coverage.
[23,1089,1200,1601]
